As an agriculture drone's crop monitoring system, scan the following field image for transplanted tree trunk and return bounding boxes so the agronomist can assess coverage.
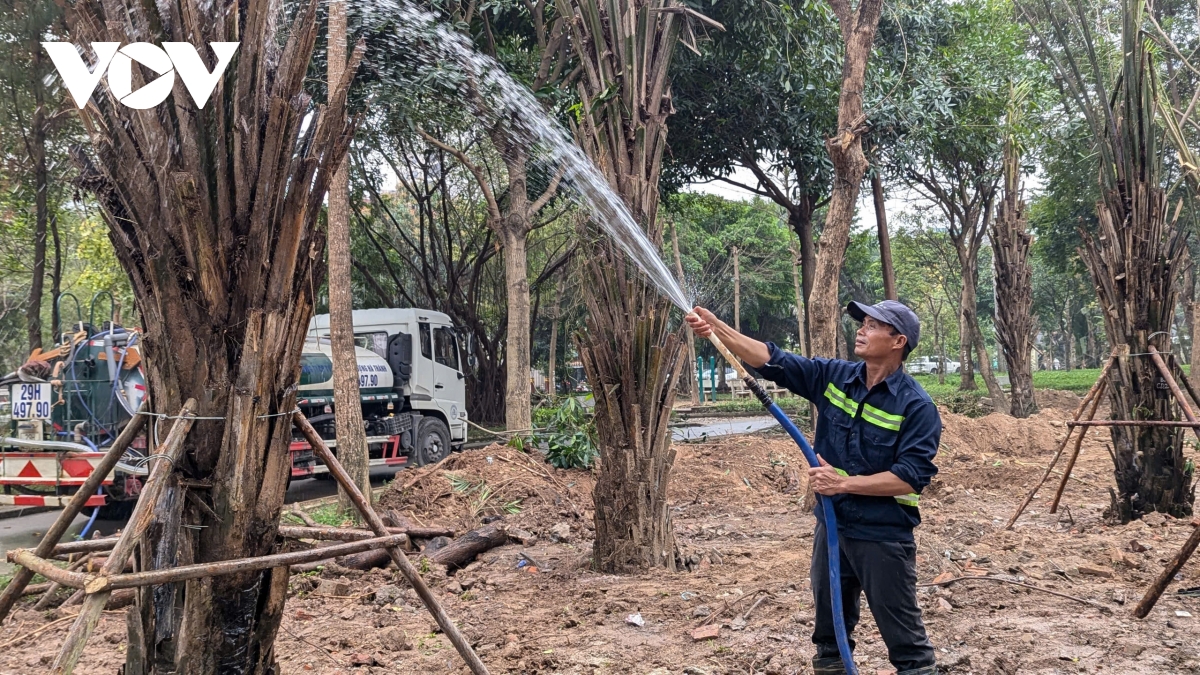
[1034,0,1191,520]
[563,0,701,572]
[327,0,370,512]
[808,0,883,358]
[64,0,361,669]
[871,169,897,300]
[990,98,1037,418]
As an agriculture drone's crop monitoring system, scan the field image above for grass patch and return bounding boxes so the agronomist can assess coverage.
[1031,369,1102,393]
[306,503,353,527]
[681,396,810,416]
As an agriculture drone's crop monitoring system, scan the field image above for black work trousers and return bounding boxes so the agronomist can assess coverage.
[810,521,936,672]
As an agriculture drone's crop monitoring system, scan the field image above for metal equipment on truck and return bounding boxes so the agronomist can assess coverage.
[0,297,468,515]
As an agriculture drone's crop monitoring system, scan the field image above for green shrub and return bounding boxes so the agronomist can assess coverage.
[531,396,599,469]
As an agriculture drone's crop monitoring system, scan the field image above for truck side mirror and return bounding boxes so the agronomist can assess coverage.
[465,333,477,369]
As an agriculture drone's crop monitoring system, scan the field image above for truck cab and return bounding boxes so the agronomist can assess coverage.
[297,308,467,474]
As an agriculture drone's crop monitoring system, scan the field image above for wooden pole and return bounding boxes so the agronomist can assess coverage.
[98,535,407,590]
[1049,379,1107,513]
[293,412,491,675]
[278,525,454,541]
[1149,345,1200,445]
[1069,420,1200,427]
[0,410,146,625]
[1168,355,1200,409]
[1135,520,1200,618]
[1005,356,1114,529]
[51,399,196,675]
[51,537,120,556]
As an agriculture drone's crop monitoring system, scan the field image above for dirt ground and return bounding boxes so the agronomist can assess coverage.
[4,390,1200,675]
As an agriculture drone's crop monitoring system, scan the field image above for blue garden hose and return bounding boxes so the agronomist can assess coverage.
[745,375,858,675]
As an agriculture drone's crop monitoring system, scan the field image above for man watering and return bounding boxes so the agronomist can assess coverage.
[686,300,939,675]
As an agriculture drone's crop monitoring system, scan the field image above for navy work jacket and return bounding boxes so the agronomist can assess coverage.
[756,343,941,542]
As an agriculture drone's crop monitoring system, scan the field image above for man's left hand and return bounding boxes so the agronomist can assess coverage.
[808,455,848,496]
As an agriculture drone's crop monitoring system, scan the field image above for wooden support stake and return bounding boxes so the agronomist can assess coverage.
[52,537,119,556]
[1148,346,1200,445]
[101,535,407,589]
[1005,356,1115,530]
[1135,521,1200,618]
[33,554,94,611]
[1069,420,1200,427]
[7,549,92,589]
[51,399,196,675]
[1049,379,1108,513]
[0,411,147,625]
[1168,355,1200,411]
[278,525,454,542]
[293,412,491,675]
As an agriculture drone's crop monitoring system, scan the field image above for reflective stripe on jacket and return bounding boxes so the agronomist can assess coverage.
[755,343,941,542]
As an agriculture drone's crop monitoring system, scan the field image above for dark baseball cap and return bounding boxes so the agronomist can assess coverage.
[846,300,920,356]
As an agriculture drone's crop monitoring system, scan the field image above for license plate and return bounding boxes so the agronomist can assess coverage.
[11,383,52,420]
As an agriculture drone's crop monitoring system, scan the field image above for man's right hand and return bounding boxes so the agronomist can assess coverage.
[685,306,717,337]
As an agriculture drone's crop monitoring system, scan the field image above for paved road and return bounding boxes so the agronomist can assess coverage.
[0,466,404,575]
[672,415,779,440]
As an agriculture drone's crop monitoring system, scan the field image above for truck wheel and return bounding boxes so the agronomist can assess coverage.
[415,418,451,466]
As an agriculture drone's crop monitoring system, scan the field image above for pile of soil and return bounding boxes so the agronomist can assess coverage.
[376,444,596,536]
[4,406,1199,675]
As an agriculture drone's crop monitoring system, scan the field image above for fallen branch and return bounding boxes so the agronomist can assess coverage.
[694,588,771,627]
[288,507,318,527]
[917,574,1112,614]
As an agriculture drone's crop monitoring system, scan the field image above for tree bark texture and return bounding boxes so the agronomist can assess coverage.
[871,171,896,301]
[961,261,1008,412]
[548,280,560,396]
[808,0,883,358]
[502,225,532,430]
[563,0,688,572]
[786,196,818,353]
[63,0,362,670]
[327,0,370,513]
[990,146,1037,418]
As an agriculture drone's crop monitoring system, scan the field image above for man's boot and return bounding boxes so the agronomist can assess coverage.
[811,657,846,675]
[896,666,937,675]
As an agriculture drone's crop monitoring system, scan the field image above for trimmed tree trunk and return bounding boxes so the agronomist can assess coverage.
[787,196,818,352]
[808,0,884,357]
[502,224,532,431]
[65,0,361,670]
[961,258,1008,411]
[1192,290,1200,393]
[564,0,690,572]
[548,280,560,397]
[871,170,896,301]
[991,141,1037,418]
[327,0,370,511]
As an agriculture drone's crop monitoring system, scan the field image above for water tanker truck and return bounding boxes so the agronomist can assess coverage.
[0,297,467,516]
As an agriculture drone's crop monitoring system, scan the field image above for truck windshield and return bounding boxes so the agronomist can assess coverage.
[434,326,459,371]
